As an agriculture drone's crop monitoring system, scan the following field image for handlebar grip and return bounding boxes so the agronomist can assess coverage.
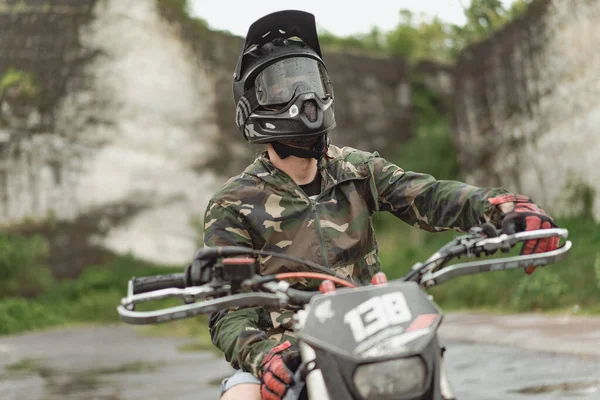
[131,273,186,295]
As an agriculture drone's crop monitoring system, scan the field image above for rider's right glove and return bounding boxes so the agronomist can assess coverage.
[259,340,302,400]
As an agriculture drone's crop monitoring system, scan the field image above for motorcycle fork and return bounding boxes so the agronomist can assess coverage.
[299,341,330,400]
[440,347,456,400]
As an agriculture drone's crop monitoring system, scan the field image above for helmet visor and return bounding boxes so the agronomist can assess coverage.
[254,57,332,106]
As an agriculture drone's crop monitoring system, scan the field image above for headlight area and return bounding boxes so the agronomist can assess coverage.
[353,356,427,400]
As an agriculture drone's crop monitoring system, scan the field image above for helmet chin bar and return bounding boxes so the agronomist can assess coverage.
[272,135,329,159]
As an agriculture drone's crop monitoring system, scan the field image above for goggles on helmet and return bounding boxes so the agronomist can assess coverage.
[254,57,333,106]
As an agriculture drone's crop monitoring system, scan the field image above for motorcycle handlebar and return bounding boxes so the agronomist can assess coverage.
[118,292,283,325]
[439,228,569,260]
[420,240,572,287]
[117,228,571,325]
[118,285,320,325]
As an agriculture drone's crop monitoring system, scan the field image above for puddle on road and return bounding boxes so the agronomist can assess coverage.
[2,358,165,399]
[510,381,600,397]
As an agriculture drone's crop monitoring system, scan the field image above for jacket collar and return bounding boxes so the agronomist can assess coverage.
[243,145,369,191]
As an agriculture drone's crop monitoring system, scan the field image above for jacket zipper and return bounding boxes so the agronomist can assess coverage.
[310,176,369,269]
[273,168,369,270]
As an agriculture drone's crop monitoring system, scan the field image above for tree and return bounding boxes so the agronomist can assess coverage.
[464,0,507,36]
[457,0,535,46]
[508,0,536,20]
[318,26,386,53]
[384,10,457,63]
[317,0,536,63]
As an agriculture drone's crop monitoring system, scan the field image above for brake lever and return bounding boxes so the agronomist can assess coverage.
[403,232,484,283]
[421,229,491,270]
[475,228,569,252]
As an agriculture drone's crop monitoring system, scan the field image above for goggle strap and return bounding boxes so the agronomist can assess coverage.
[235,88,260,131]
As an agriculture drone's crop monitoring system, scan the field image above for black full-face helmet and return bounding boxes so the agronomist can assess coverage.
[233,10,336,159]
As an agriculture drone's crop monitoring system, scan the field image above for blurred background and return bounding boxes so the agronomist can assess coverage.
[1,0,599,399]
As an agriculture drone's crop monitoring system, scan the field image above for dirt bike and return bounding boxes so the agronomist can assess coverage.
[117,224,571,400]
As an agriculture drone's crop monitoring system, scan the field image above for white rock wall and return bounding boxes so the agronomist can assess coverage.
[453,0,600,220]
[76,0,220,264]
[2,0,221,264]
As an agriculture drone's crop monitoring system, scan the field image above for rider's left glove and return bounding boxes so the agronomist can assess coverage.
[259,340,301,400]
[489,194,560,274]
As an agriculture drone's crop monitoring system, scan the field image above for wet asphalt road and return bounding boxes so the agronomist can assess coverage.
[0,315,599,400]
[443,341,600,400]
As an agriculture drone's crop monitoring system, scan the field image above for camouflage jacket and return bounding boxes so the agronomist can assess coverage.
[204,145,509,376]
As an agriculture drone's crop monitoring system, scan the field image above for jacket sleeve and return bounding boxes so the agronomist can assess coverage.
[369,156,509,232]
[203,200,285,376]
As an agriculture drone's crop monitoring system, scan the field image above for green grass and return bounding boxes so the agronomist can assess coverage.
[0,254,179,335]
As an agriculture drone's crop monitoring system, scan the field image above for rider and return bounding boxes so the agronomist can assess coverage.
[204,10,559,400]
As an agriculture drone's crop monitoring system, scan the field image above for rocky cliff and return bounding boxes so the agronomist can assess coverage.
[0,0,413,267]
[453,0,600,220]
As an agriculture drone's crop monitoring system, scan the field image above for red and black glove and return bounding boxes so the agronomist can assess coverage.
[259,341,302,400]
[488,194,560,274]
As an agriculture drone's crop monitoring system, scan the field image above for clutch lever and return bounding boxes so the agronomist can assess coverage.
[121,284,226,310]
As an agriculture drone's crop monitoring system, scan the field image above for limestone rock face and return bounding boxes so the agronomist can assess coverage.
[453,0,600,220]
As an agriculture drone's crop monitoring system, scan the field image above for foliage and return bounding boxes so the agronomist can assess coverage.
[319,0,535,64]
[462,0,511,38]
[318,27,386,54]
[155,0,236,36]
[0,233,53,298]
[0,254,178,335]
[389,113,462,182]
[155,0,209,31]
[386,71,461,181]
[594,253,600,292]
[564,177,596,220]
[0,67,40,100]
[386,11,457,63]
[452,0,537,52]
[512,270,569,310]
